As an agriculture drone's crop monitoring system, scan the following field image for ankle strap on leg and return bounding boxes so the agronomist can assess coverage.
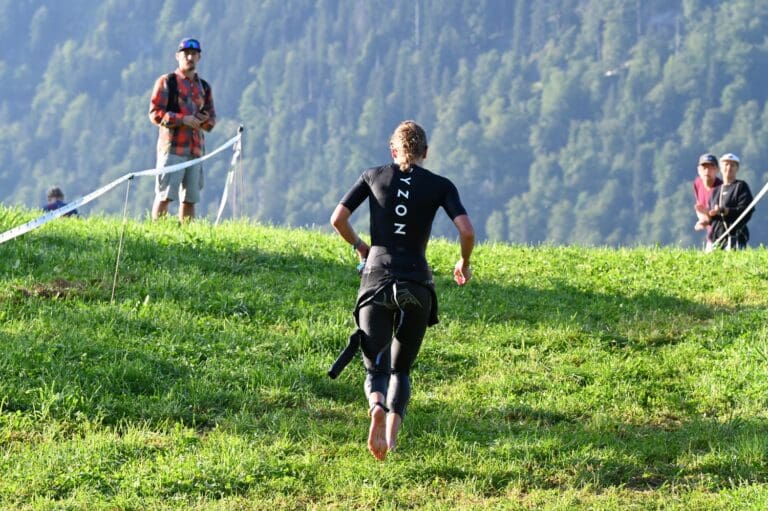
[368,401,389,416]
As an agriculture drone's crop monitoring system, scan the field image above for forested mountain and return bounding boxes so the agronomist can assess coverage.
[1,0,766,247]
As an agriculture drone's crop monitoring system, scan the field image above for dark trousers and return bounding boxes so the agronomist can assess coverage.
[358,281,432,417]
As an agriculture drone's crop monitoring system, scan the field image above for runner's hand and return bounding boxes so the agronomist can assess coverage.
[453,258,471,286]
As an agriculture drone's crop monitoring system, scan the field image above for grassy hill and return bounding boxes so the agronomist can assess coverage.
[1,206,767,510]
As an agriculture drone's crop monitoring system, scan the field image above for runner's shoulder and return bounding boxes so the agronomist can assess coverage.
[362,163,397,180]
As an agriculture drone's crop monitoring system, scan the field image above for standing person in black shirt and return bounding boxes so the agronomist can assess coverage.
[707,153,754,250]
[330,120,475,461]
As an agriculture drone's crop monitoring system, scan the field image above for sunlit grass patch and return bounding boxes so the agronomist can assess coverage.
[1,207,768,509]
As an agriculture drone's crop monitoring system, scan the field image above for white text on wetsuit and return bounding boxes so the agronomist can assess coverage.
[394,176,411,235]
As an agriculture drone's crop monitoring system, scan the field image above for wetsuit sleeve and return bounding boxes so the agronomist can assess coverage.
[339,174,369,213]
[442,180,468,220]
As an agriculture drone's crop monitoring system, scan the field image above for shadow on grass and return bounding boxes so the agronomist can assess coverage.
[407,401,768,492]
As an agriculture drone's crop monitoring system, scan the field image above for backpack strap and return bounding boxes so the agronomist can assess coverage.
[200,78,210,98]
[198,78,211,114]
[166,73,209,113]
[165,72,179,113]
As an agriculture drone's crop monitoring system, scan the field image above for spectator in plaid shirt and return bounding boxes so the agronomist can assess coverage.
[149,37,216,221]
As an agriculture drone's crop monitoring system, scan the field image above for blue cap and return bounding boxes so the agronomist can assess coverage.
[698,153,718,167]
[177,38,201,52]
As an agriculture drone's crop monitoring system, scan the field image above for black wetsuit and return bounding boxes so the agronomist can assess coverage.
[708,179,754,249]
[339,162,467,416]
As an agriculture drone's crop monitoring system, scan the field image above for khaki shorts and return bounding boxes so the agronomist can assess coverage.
[155,153,204,203]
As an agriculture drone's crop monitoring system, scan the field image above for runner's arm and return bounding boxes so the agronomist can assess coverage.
[331,204,369,260]
[452,214,474,285]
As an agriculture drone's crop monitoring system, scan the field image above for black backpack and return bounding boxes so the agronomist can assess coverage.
[166,73,210,113]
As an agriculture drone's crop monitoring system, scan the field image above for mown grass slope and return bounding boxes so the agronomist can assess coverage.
[1,206,767,510]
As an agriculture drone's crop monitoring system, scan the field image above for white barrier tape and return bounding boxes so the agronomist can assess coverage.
[0,174,131,245]
[215,169,235,226]
[0,131,242,245]
[712,179,768,248]
[215,138,242,225]
[131,132,241,178]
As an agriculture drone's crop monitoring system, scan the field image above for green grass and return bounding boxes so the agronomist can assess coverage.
[1,205,768,510]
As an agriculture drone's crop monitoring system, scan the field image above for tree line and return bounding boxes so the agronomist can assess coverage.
[1,0,766,247]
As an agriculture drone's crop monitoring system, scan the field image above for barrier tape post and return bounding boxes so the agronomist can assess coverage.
[215,126,245,225]
[111,176,133,303]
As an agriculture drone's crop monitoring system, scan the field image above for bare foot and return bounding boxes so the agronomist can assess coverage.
[368,403,387,461]
[386,412,402,453]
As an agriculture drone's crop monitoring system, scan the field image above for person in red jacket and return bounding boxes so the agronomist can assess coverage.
[693,153,722,251]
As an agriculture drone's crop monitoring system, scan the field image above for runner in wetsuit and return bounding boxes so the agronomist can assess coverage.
[330,120,475,461]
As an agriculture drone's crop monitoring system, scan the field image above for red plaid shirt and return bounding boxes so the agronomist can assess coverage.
[149,69,216,157]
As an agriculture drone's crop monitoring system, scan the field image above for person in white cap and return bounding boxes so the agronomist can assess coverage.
[705,153,753,250]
